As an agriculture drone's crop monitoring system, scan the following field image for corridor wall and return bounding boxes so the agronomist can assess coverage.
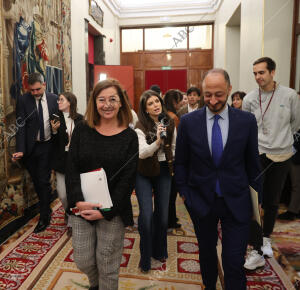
[214,0,294,93]
[71,0,120,114]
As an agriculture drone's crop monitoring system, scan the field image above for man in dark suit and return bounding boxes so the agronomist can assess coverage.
[12,72,58,233]
[175,69,262,289]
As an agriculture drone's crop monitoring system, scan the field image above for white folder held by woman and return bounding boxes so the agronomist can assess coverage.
[80,168,113,209]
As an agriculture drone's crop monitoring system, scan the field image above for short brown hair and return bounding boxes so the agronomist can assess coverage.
[253,57,276,72]
[85,79,132,128]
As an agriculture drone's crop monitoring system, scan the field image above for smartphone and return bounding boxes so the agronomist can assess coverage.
[52,113,60,123]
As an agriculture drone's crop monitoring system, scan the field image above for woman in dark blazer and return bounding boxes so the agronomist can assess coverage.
[51,92,83,227]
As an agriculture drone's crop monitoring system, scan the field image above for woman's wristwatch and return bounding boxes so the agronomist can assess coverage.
[70,207,80,215]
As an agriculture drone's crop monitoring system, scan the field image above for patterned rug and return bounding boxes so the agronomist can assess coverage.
[0,197,297,289]
[33,236,222,289]
[0,200,68,290]
[272,209,300,288]
[218,246,295,289]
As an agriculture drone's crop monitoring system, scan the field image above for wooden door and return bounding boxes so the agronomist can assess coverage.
[145,69,187,95]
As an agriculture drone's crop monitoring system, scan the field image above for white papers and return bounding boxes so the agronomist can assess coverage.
[80,168,113,209]
[249,186,261,226]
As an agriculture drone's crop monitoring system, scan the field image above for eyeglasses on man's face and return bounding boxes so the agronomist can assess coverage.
[96,95,120,105]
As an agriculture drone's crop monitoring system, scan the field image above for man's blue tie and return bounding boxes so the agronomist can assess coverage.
[38,98,45,141]
[212,114,223,196]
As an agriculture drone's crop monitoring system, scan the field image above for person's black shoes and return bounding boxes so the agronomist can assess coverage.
[277,211,297,221]
[34,214,51,233]
[168,222,182,229]
[89,286,99,290]
[138,261,150,273]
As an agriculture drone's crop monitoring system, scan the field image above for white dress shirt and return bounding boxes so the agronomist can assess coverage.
[188,104,198,113]
[35,92,51,141]
[63,112,74,151]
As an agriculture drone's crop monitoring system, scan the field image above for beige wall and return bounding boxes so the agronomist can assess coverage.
[214,0,264,93]
[264,0,293,87]
[225,25,240,96]
[214,0,294,93]
[239,0,264,93]
[71,0,120,114]
[214,0,241,70]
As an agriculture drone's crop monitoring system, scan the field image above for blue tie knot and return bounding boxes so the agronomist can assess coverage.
[214,114,221,121]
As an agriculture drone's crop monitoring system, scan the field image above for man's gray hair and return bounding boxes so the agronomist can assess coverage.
[28,73,45,85]
[203,68,231,86]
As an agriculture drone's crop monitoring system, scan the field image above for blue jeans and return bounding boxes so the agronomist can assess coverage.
[135,161,172,271]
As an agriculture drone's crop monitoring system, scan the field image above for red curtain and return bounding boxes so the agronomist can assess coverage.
[88,33,94,64]
[145,69,187,94]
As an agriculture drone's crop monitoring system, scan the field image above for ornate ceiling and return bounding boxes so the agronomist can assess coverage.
[103,0,222,18]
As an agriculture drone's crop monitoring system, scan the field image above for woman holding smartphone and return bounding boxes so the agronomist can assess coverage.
[51,92,83,228]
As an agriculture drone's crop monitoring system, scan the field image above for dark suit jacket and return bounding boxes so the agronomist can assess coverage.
[175,106,262,223]
[16,92,58,156]
[52,111,83,173]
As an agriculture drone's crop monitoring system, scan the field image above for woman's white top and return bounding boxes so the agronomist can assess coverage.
[130,109,138,129]
[63,112,74,152]
[135,125,176,161]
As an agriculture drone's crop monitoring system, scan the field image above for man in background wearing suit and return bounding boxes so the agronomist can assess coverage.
[175,69,261,289]
[12,73,58,233]
[177,86,204,118]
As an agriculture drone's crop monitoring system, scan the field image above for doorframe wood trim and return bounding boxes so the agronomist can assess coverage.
[290,0,299,88]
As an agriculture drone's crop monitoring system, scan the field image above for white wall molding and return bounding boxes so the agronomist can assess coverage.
[103,0,222,18]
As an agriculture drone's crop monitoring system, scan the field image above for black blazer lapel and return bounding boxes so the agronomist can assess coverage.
[46,93,54,116]
[27,94,39,122]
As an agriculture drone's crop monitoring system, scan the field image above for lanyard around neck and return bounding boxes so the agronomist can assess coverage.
[259,82,276,122]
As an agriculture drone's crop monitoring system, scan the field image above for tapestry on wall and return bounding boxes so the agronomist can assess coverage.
[0,0,72,245]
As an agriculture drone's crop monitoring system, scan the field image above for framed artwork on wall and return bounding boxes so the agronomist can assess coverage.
[89,0,103,27]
